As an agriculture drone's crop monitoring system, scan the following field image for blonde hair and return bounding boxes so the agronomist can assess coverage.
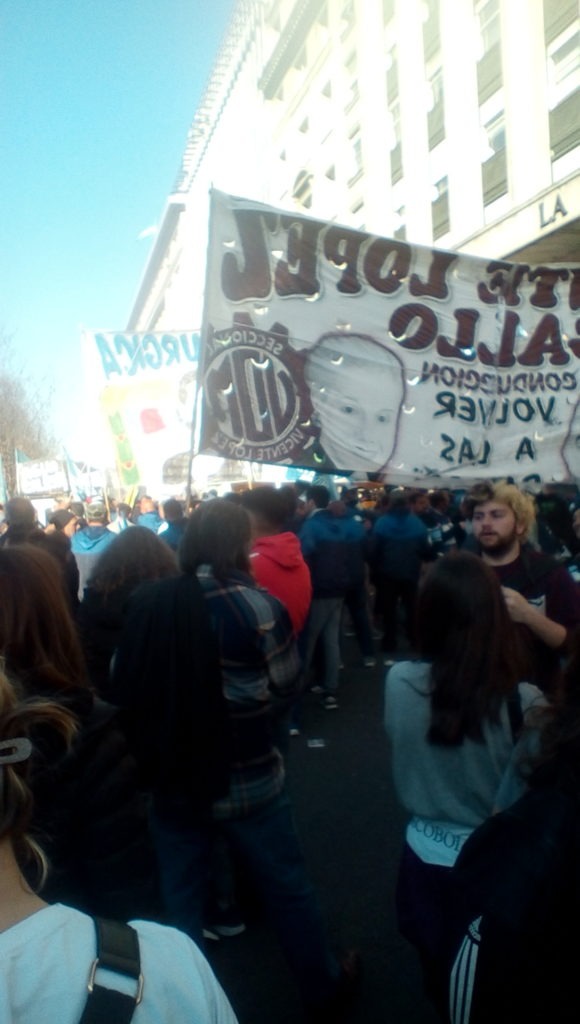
[466,480,536,542]
[0,665,77,888]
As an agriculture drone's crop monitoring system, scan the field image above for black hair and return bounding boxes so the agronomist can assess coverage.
[240,487,288,530]
[306,485,329,509]
[417,551,523,745]
[179,500,251,579]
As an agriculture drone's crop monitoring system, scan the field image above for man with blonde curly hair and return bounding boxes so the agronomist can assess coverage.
[466,480,580,690]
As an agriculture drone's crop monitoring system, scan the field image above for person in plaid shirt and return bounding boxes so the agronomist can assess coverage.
[115,499,358,1022]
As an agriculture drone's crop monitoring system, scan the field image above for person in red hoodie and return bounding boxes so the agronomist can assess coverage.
[241,486,312,636]
[241,486,312,743]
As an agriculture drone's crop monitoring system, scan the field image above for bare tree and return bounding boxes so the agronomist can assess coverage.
[0,330,55,496]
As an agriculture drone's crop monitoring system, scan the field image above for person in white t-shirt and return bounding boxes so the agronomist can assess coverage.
[0,668,238,1024]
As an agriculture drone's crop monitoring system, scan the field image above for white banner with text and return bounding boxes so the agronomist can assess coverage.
[198,190,580,487]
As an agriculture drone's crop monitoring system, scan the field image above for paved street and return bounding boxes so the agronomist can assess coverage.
[206,636,440,1024]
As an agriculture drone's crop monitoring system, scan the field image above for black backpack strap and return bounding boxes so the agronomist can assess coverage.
[79,917,143,1024]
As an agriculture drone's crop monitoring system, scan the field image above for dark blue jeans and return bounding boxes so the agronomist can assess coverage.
[151,790,339,1008]
[344,583,375,658]
[396,842,464,1018]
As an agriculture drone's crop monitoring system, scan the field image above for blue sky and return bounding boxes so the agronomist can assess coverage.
[1,0,234,457]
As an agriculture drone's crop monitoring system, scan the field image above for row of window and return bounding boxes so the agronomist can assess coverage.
[281,0,577,241]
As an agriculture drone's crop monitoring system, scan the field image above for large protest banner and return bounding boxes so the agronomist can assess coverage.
[84,331,200,489]
[198,190,580,487]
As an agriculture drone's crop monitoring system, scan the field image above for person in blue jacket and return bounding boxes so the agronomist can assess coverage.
[136,495,164,533]
[371,490,432,665]
[299,485,369,708]
[70,501,115,600]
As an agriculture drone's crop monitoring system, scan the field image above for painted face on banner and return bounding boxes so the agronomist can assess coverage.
[305,334,405,472]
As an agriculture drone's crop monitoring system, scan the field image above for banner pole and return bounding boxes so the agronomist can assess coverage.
[185,379,202,508]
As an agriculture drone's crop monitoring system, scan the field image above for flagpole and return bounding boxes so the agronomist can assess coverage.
[62,451,72,497]
[186,377,202,508]
[13,448,20,496]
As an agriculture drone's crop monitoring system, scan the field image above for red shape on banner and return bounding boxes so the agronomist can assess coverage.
[140,408,165,433]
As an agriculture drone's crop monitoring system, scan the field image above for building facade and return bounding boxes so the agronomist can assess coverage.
[128,0,579,343]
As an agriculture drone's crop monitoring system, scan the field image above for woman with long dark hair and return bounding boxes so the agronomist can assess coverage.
[0,544,160,920]
[384,551,544,1016]
[77,525,178,697]
[0,666,238,1023]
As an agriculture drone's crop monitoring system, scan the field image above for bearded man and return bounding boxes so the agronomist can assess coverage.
[466,480,580,692]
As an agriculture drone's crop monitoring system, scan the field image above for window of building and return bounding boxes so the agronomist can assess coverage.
[292,170,313,209]
[543,0,578,46]
[475,0,500,57]
[348,125,363,184]
[480,103,508,204]
[422,0,438,21]
[475,0,502,101]
[545,17,580,162]
[352,136,363,175]
[481,109,505,159]
[346,79,359,110]
[386,45,398,101]
[393,206,406,241]
[387,101,401,150]
[481,108,508,207]
[341,0,354,40]
[479,90,508,202]
[427,65,445,149]
[426,66,443,112]
[431,176,447,201]
[546,24,580,108]
[345,50,359,110]
[383,0,395,27]
[388,101,402,184]
[422,0,441,61]
[431,176,450,239]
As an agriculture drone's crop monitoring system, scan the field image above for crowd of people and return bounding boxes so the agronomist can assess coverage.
[1,477,580,1021]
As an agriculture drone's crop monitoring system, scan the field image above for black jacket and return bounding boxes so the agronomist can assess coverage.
[26,684,161,921]
[77,581,136,699]
[111,574,231,812]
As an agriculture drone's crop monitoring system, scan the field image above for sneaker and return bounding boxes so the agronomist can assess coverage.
[310,683,325,694]
[322,694,338,710]
[363,656,376,668]
[289,726,300,737]
[206,905,246,937]
[202,925,220,942]
[383,657,395,668]
[343,627,356,637]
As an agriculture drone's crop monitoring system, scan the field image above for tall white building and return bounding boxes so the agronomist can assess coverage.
[128,0,579,339]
